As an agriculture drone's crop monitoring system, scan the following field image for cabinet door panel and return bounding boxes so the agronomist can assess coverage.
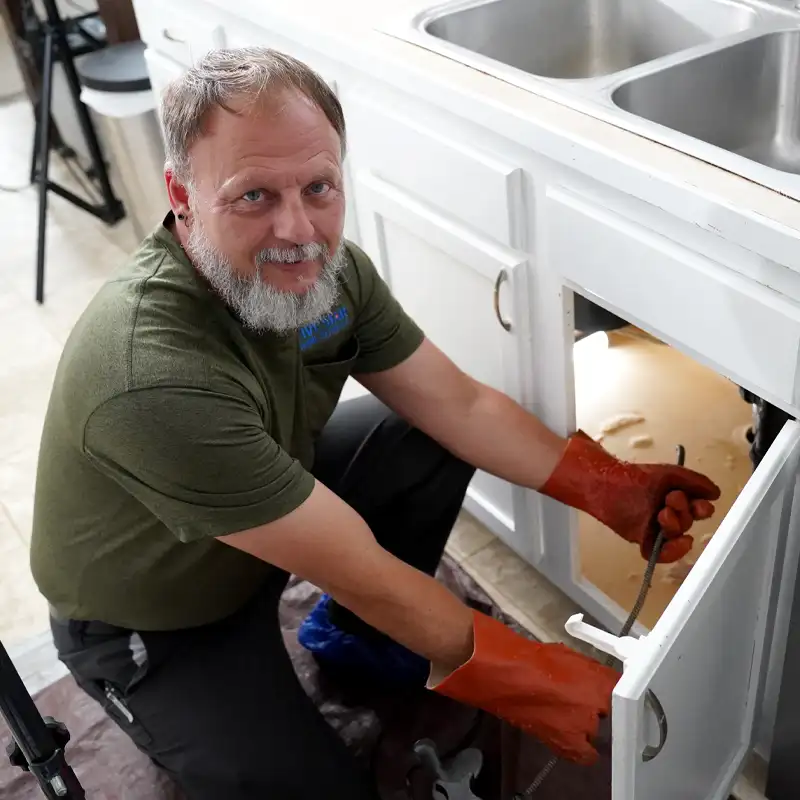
[353,171,531,548]
[612,421,800,800]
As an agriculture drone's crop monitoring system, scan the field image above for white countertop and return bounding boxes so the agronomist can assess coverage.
[210,0,800,269]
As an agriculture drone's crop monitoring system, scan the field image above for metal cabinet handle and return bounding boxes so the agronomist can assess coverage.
[642,689,668,762]
[493,269,512,332]
[162,29,186,44]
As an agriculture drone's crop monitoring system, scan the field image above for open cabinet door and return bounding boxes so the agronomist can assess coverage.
[612,420,800,800]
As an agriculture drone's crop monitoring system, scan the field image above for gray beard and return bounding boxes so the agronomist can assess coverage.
[186,220,346,334]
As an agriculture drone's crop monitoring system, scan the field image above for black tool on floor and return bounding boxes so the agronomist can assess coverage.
[0,638,84,798]
[22,0,125,304]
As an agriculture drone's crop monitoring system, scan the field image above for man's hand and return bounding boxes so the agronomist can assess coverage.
[541,431,721,562]
[432,610,619,765]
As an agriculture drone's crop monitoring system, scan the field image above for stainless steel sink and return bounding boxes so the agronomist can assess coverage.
[612,30,800,174]
[420,0,758,79]
[379,0,800,197]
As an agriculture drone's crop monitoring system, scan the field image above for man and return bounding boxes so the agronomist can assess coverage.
[30,47,721,799]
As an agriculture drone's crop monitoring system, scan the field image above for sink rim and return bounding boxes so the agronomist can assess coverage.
[609,25,800,100]
[607,27,800,177]
[408,0,788,85]
[417,0,765,81]
[376,0,800,200]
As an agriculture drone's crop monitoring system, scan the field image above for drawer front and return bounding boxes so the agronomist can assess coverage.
[347,96,524,249]
[134,0,226,66]
[546,187,800,412]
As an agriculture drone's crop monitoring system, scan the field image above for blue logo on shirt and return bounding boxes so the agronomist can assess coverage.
[299,305,351,351]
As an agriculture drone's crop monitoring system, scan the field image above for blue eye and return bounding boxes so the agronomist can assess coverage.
[307,182,330,196]
[242,189,264,202]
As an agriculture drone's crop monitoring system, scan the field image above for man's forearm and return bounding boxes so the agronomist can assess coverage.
[429,381,568,491]
[359,341,567,490]
[221,482,476,676]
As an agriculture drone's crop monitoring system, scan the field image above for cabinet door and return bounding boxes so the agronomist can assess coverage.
[610,421,800,800]
[352,170,536,555]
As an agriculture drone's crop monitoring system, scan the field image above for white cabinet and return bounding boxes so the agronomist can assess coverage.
[344,91,542,561]
[533,177,800,790]
[529,181,800,635]
[135,6,800,793]
[344,95,526,251]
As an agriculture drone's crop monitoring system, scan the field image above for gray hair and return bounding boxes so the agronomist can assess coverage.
[160,47,347,182]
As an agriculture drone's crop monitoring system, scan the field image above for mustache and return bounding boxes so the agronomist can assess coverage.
[255,242,328,265]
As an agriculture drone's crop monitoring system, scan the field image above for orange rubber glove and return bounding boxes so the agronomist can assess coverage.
[540,430,721,563]
[432,610,619,765]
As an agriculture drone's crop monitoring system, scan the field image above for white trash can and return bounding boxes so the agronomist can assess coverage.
[77,41,168,243]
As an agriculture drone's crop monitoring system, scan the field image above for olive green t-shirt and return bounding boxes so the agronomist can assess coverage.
[30,217,424,630]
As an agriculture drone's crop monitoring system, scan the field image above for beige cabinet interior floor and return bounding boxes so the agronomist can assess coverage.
[575,327,754,629]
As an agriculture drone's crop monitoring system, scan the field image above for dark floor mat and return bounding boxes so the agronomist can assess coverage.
[0,557,611,799]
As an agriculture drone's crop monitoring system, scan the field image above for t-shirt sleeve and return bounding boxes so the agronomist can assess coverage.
[347,241,425,374]
[83,386,315,543]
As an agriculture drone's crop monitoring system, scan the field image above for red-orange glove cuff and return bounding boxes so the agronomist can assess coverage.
[431,609,618,765]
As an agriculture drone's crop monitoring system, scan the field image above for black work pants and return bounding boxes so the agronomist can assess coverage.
[50,395,475,800]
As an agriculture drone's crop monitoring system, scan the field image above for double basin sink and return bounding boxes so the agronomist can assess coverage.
[379,0,800,197]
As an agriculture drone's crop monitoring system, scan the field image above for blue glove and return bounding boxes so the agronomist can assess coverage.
[298,594,430,688]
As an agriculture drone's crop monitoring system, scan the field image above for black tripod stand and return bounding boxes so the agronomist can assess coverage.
[26,0,125,304]
[1,639,84,798]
